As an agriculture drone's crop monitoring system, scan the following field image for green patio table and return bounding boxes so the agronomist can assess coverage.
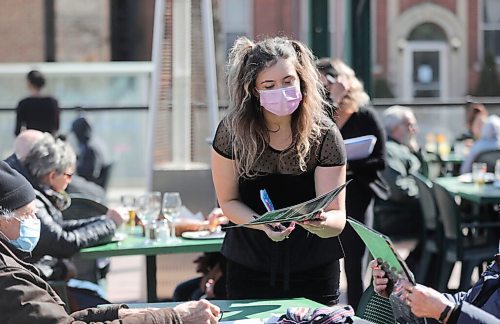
[434,176,500,205]
[119,298,370,323]
[79,232,224,302]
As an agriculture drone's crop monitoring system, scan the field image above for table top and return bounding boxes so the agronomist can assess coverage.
[434,176,500,204]
[439,153,463,164]
[122,298,370,323]
[79,232,223,259]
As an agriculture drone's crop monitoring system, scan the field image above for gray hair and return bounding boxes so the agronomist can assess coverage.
[24,134,76,182]
[382,105,414,134]
[0,208,15,222]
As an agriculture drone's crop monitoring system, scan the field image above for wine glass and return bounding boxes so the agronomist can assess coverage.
[137,192,161,243]
[120,195,137,233]
[162,192,182,242]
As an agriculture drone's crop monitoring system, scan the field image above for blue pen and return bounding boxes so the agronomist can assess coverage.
[260,189,275,211]
[258,189,281,231]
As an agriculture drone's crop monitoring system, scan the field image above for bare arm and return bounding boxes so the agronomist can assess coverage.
[211,149,294,241]
[300,164,347,238]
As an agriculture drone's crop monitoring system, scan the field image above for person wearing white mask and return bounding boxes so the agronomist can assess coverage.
[211,36,347,305]
[0,161,220,323]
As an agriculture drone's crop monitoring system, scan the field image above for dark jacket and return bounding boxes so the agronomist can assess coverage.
[5,154,116,259]
[444,256,500,324]
[0,240,182,323]
[339,106,389,200]
[31,189,116,259]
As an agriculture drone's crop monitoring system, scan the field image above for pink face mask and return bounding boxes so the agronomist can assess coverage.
[258,85,302,116]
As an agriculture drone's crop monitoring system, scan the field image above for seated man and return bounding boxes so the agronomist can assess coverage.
[370,257,499,323]
[0,161,220,323]
[5,129,107,202]
[6,133,124,282]
[375,106,424,270]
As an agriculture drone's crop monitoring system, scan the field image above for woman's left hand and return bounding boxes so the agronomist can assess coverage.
[299,212,328,236]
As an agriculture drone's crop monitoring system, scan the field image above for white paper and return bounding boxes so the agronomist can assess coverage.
[178,206,204,221]
[344,135,377,161]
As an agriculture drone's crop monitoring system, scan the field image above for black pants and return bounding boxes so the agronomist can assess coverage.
[340,179,373,310]
[226,260,341,306]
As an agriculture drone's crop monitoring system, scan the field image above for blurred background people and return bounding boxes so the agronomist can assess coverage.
[456,101,489,143]
[15,70,60,136]
[460,114,500,174]
[71,116,113,190]
[5,129,106,202]
[317,58,388,309]
[6,133,124,284]
[378,105,423,270]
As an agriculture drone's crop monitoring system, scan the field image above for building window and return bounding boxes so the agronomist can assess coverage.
[408,23,447,41]
[221,0,252,57]
[482,0,500,62]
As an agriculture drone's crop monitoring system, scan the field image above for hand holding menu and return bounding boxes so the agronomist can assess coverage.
[226,180,351,228]
[344,135,377,161]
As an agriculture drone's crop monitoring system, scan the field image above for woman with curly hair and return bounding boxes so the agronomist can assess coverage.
[211,36,347,305]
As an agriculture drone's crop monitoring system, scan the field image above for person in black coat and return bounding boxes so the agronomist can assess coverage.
[317,58,388,310]
[15,70,60,136]
[7,133,124,279]
[0,161,220,323]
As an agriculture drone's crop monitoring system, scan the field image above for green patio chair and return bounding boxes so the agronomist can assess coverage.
[432,182,500,291]
[411,173,443,287]
[356,284,395,324]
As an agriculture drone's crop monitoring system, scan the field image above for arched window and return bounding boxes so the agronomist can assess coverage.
[408,23,447,41]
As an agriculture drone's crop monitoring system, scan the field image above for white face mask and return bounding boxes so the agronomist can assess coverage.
[258,85,302,116]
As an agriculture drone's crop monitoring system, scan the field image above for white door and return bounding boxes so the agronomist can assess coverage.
[403,41,449,99]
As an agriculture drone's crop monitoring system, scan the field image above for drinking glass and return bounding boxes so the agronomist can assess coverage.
[162,192,182,242]
[120,195,137,233]
[472,162,487,186]
[495,159,500,182]
[137,192,162,243]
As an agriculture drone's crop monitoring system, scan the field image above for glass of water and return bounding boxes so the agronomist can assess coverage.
[472,162,487,186]
[495,159,500,182]
[137,192,162,243]
[162,192,182,242]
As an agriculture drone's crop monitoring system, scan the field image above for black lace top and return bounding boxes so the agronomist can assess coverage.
[213,118,347,274]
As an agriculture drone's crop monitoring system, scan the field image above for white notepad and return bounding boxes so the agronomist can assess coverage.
[344,135,377,161]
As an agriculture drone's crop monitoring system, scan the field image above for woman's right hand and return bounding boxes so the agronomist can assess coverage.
[262,222,295,242]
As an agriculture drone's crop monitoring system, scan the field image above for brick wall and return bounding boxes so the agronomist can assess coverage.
[55,0,110,62]
[0,0,45,62]
[400,0,456,14]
